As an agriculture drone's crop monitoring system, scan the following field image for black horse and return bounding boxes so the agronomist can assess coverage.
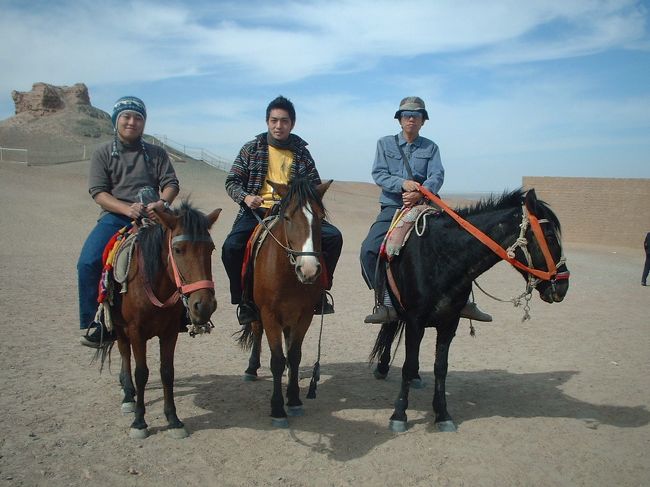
[370,188,570,432]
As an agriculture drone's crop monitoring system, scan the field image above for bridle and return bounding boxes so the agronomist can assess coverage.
[250,206,321,266]
[416,185,570,290]
[140,231,215,309]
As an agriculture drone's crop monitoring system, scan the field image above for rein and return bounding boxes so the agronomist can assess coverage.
[250,207,321,263]
[416,185,570,284]
[140,232,215,309]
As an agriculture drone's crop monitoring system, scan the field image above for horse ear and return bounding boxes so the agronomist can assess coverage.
[206,208,222,228]
[156,207,178,230]
[524,188,538,213]
[317,179,333,198]
[267,180,288,198]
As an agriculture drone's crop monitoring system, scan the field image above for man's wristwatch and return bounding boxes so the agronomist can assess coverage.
[160,199,171,211]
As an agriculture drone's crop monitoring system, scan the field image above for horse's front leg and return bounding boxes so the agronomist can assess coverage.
[129,336,149,439]
[159,332,188,438]
[244,322,263,380]
[389,322,425,432]
[285,326,306,417]
[265,325,288,428]
[432,321,459,432]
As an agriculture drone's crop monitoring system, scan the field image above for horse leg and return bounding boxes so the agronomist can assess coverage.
[159,333,188,438]
[244,322,263,381]
[117,337,136,414]
[266,327,288,428]
[285,327,305,417]
[432,324,459,432]
[129,337,150,439]
[389,323,425,432]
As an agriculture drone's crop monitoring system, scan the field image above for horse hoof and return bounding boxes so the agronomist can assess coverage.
[271,417,289,428]
[168,426,189,439]
[389,420,407,433]
[287,406,304,417]
[129,427,148,439]
[243,373,257,382]
[121,402,136,414]
[411,378,425,389]
[373,368,388,380]
[435,420,457,432]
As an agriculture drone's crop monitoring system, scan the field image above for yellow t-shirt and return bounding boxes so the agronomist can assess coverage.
[260,145,294,208]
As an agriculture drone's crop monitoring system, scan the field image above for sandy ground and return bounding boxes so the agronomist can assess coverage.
[0,158,649,487]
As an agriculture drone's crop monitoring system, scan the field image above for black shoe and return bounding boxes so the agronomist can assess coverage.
[364,305,398,324]
[643,282,647,286]
[80,323,116,348]
[237,302,259,326]
[314,293,334,315]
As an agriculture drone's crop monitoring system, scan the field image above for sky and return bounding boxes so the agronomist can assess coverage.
[1,0,649,193]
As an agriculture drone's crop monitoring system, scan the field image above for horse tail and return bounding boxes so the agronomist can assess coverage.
[369,320,404,363]
[234,323,255,351]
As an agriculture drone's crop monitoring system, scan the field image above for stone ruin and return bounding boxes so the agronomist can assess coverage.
[11,82,92,116]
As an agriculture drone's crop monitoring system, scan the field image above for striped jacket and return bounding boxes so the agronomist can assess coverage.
[225,132,322,223]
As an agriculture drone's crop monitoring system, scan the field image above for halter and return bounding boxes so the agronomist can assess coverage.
[415,185,570,288]
[250,207,321,265]
[141,232,215,309]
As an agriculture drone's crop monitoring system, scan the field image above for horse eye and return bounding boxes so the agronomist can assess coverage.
[173,246,183,255]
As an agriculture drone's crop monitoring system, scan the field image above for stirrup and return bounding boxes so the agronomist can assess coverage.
[236,302,259,326]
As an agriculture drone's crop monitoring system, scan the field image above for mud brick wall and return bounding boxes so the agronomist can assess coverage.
[522,177,650,249]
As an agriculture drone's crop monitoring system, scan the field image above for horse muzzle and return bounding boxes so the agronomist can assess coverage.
[295,256,321,284]
[187,289,217,325]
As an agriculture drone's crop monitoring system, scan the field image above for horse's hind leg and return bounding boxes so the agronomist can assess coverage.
[244,323,263,380]
[129,337,149,439]
[432,323,459,432]
[160,333,188,438]
[285,327,306,417]
[265,326,288,427]
[117,338,136,414]
[389,323,424,432]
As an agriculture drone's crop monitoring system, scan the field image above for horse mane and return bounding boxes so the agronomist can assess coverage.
[279,176,327,217]
[455,188,561,233]
[138,200,211,283]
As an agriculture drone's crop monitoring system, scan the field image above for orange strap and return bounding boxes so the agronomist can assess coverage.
[416,185,557,281]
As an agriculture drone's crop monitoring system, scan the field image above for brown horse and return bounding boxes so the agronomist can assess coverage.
[110,202,221,439]
[238,176,332,428]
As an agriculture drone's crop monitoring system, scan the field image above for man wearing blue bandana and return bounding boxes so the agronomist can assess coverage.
[78,96,179,347]
[360,96,492,324]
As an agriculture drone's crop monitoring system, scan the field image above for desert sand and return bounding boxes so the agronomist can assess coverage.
[0,157,648,487]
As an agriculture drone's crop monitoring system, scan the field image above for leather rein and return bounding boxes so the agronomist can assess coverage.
[416,185,570,285]
[140,232,215,308]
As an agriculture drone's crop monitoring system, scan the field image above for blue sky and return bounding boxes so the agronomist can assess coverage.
[1,0,649,192]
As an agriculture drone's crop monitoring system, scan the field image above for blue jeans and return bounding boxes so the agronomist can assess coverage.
[77,213,131,329]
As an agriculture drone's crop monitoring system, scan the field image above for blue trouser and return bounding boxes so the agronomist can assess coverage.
[77,213,132,329]
[221,208,343,304]
[360,206,400,289]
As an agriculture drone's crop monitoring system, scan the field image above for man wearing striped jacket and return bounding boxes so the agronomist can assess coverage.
[222,96,343,325]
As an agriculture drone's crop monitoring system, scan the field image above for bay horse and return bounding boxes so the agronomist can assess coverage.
[237,176,332,428]
[370,188,570,432]
[109,202,221,439]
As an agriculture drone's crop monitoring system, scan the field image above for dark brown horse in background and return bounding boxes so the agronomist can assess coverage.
[109,202,221,439]
[238,177,332,428]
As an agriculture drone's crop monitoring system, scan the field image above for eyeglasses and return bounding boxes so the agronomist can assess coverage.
[400,111,423,119]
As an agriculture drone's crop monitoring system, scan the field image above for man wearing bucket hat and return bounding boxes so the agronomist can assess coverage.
[77,96,180,347]
[360,96,492,324]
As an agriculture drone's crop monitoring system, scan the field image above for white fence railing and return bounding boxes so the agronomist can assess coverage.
[149,134,232,172]
[0,147,28,163]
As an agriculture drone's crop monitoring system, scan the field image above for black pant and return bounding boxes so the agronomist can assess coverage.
[643,252,650,284]
[221,208,343,304]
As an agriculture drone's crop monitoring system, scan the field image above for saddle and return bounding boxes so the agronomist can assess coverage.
[377,204,440,307]
[94,224,137,331]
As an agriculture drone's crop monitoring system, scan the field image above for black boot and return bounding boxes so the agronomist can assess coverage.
[314,292,334,315]
[237,301,260,326]
[80,322,116,348]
